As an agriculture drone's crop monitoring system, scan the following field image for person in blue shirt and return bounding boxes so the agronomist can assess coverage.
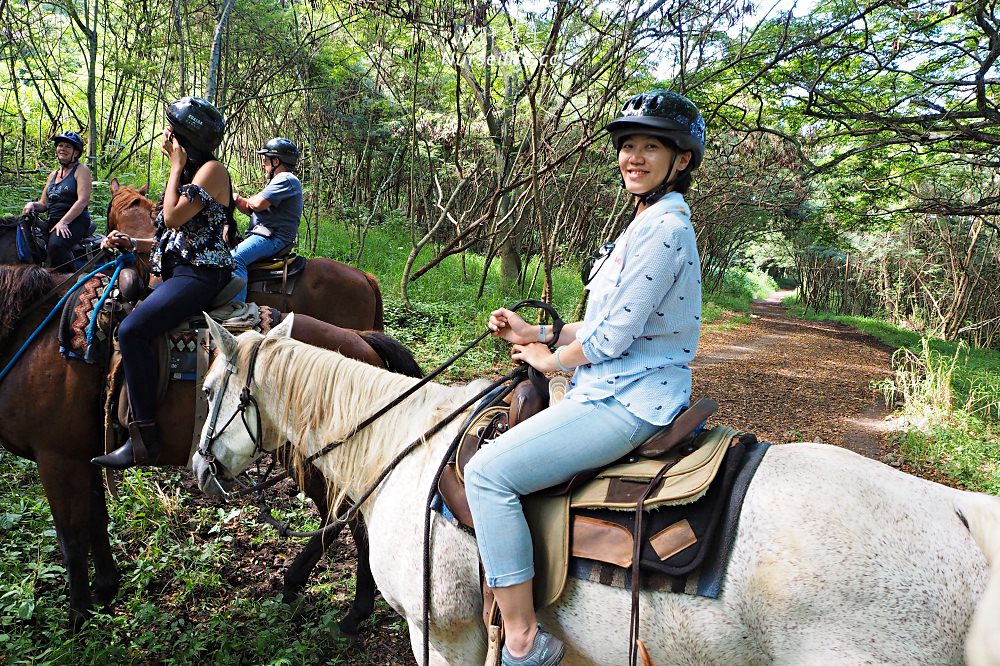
[22,131,93,271]
[92,97,235,470]
[231,137,303,302]
[465,90,706,666]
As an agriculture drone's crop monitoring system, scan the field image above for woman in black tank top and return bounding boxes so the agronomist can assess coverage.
[22,131,93,271]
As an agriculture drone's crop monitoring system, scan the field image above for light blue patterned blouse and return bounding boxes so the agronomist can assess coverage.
[568,192,702,426]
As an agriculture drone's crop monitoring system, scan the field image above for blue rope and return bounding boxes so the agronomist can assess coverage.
[0,254,133,385]
[85,252,135,344]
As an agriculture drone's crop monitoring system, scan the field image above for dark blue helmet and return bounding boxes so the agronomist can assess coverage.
[52,131,85,154]
[257,137,300,168]
[605,91,706,169]
[166,97,226,153]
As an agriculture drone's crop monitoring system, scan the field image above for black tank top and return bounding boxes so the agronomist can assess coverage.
[45,163,89,226]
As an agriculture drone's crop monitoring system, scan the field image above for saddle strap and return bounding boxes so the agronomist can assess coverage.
[629,456,681,666]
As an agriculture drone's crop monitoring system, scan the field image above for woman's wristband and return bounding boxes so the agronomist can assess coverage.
[553,346,572,373]
[538,324,547,343]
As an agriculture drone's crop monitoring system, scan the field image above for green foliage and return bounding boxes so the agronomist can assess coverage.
[704,268,778,316]
[0,457,403,664]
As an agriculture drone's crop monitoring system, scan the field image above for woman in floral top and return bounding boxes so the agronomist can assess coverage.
[93,97,236,470]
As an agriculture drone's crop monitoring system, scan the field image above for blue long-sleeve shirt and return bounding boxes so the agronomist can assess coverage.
[568,192,702,425]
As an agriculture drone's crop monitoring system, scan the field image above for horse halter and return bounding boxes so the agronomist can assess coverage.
[197,336,268,498]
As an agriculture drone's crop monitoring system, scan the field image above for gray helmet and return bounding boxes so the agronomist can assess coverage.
[52,131,85,154]
[257,137,299,168]
[166,97,226,153]
[605,90,706,169]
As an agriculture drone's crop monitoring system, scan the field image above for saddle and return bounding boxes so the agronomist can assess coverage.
[435,378,762,662]
[247,244,306,296]
[16,213,101,266]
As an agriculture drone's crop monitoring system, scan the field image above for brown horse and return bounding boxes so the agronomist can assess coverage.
[107,179,384,330]
[0,263,420,631]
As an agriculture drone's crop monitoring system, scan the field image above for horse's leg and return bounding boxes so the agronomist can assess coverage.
[87,466,119,606]
[35,453,95,630]
[283,465,377,635]
[339,516,376,636]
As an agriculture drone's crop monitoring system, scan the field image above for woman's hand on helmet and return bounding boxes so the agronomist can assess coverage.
[161,128,187,170]
[488,308,535,345]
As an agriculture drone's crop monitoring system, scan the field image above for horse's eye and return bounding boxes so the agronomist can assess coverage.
[203,385,213,398]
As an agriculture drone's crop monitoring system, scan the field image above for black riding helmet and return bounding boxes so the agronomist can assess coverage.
[166,97,226,153]
[52,131,85,155]
[257,137,300,169]
[605,90,706,169]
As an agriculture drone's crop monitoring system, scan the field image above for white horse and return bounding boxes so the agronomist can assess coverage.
[193,315,1000,666]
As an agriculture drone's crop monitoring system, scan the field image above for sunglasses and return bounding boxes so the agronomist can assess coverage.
[581,242,615,286]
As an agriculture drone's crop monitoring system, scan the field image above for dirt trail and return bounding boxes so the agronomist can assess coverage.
[692,291,899,458]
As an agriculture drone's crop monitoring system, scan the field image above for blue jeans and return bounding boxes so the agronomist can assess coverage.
[119,263,231,421]
[232,233,290,302]
[465,395,661,588]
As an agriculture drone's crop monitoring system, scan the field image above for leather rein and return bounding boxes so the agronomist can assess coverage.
[197,299,565,540]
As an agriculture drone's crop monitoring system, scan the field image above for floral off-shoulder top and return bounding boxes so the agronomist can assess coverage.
[150,184,236,274]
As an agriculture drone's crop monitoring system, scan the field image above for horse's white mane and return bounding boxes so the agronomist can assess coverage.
[234,332,484,510]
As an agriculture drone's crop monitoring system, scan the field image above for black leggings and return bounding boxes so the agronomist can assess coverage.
[119,263,231,422]
[46,213,91,271]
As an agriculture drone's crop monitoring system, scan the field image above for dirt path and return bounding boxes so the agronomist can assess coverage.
[692,291,899,458]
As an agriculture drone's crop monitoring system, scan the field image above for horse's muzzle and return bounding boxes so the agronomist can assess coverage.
[192,453,236,496]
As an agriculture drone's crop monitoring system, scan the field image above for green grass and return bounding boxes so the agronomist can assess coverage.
[786,298,1000,494]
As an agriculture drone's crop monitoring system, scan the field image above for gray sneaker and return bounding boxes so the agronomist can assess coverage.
[501,627,566,666]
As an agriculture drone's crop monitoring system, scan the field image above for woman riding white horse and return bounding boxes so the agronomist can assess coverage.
[193,316,1000,666]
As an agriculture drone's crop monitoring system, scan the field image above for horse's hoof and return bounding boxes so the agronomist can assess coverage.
[69,608,91,634]
[278,591,309,618]
[337,616,363,638]
[93,583,119,607]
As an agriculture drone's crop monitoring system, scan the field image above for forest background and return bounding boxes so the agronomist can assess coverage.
[1,0,999,661]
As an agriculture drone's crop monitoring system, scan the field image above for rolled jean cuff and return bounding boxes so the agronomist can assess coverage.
[486,565,535,589]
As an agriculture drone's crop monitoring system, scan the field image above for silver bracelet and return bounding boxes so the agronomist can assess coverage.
[553,346,572,373]
[538,324,547,343]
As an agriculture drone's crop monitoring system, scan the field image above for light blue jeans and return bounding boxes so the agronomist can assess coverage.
[465,395,661,588]
[232,233,290,302]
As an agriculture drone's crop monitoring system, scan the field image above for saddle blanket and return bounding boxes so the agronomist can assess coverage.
[58,273,115,366]
[59,276,282,374]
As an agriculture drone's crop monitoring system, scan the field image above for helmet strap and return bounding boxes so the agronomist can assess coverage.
[264,157,281,182]
[635,153,682,206]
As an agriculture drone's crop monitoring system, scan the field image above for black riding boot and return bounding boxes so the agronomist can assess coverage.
[91,420,161,469]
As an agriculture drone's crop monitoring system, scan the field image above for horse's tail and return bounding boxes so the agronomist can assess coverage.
[364,271,384,331]
[358,330,423,378]
[959,491,1000,666]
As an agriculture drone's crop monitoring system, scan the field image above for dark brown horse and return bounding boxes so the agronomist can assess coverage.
[107,179,385,330]
[0,216,22,264]
[0,263,420,631]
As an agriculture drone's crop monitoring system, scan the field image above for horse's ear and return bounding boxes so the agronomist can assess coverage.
[267,312,295,339]
[110,178,120,193]
[204,313,239,360]
[139,183,149,196]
